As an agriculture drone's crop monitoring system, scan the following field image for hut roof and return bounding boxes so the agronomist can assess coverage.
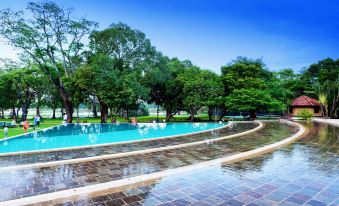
[290,95,321,107]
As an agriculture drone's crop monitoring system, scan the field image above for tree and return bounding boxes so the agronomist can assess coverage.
[161,58,188,121]
[83,22,155,122]
[221,57,285,119]
[75,55,118,123]
[0,1,97,122]
[178,67,224,122]
[44,85,63,119]
[304,58,339,118]
[0,70,18,119]
[0,66,46,121]
[226,89,285,119]
[221,57,270,95]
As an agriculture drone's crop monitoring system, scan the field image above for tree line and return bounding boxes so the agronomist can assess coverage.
[0,1,338,122]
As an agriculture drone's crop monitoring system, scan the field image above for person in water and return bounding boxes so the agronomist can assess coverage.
[23,120,29,133]
[130,117,138,125]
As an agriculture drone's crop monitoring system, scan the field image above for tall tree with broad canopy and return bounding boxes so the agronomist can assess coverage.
[147,58,190,122]
[226,89,285,119]
[0,1,97,122]
[221,57,284,119]
[178,67,224,122]
[0,70,18,119]
[78,22,154,122]
[0,66,46,121]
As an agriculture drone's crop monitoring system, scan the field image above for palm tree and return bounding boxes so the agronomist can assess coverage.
[311,81,329,118]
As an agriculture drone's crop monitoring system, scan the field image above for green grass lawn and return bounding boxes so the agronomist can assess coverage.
[0,119,61,139]
[0,115,220,139]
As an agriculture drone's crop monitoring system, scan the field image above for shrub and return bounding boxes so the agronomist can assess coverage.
[298,109,313,121]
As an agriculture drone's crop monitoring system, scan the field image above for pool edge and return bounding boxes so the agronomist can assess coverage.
[0,120,306,206]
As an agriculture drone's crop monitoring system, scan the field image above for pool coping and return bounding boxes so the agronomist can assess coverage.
[0,120,306,206]
[0,121,263,171]
[0,122,234,157]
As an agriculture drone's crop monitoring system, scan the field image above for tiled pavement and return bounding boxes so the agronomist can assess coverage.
[49,122,338,206]
[0,122,298,202]
[0,122,258,166]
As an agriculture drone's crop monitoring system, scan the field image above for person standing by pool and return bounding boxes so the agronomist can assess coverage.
[63,113,68,124]
[3,126,8,138]
[23,120,29,133]
[11,119,17,127]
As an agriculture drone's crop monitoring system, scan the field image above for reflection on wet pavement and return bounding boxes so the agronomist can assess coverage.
[0,122,257,166]
[52,122,338,206]
[0,122,297,202]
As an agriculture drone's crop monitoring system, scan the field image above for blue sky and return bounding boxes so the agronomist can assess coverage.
[0,0,338,73]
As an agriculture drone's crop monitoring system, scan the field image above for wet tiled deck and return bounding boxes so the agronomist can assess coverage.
[51,122,338,206]
[0,122,257,166]
[0,122,298,202]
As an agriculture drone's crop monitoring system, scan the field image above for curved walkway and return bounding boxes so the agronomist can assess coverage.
[47,121,336,206]
[0,122,300,203]
[0,122,258,167]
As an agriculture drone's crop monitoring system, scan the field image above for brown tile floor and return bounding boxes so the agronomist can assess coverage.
[0,123,258,166]
[0,122,298,202]
[49,122,338,206]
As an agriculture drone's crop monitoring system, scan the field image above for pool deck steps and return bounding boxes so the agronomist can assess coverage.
[0,121,306,206]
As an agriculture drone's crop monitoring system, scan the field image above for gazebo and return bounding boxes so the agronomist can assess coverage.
[289,95,322,116]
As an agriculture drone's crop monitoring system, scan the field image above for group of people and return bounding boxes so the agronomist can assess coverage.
[23,115,41,132]
[3,115,42,139]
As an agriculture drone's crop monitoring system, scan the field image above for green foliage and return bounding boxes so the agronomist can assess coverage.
[226,89,285,112]
[177,66,223,121]
[303,58,339,118]
[0,1,337,122]
[221,57,285,118]
[0,1,98,121]
[298,109,313,121]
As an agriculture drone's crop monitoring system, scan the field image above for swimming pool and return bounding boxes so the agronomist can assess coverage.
[0,122,227,154]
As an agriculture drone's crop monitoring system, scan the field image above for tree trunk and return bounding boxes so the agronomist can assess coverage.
[189,108,195,122]
[1,108,4,118]
[63,98,73,123]
[36,99,40,116]
[58,86,73,123]
[16,107,20,119]
[135,104,138,117]
[218,108,227,121]
[76,105,79,119]
[249,110,256,120]
[320,104,328,118]
[21,102,29,121]
[208,107,213,121]
[165,109,175,122]
[92,104,98,118]
[21,89,34,121]
[156,104,160,121]
[12,107,17,121]
[99,99,108,123]
[52,108,56,119]
[330,90,338,118]
[189,114,195,122]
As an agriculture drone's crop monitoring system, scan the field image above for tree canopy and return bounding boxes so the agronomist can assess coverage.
[0,1,337,122]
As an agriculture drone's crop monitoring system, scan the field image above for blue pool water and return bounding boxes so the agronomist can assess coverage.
[0,122,226,154]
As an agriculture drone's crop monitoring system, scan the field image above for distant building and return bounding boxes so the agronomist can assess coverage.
[289,95,322,116]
